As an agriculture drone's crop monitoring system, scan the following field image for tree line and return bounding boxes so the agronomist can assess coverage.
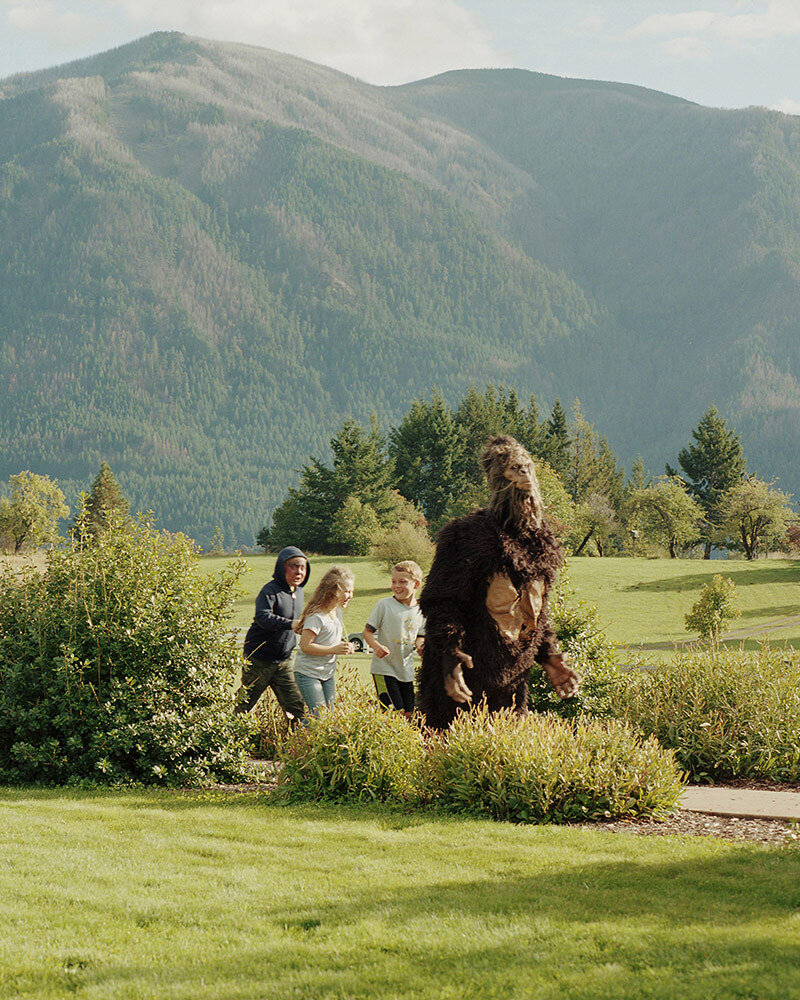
[1,388,796,561]
[261,387,797,562]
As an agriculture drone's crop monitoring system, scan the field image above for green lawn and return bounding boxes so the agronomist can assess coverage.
[202,553,800,666]
[2,789,799,1000]
[566,557,800,662]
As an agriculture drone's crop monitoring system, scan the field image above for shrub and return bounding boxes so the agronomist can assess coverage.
[422,706,684,823]
[330,497,381,556]
[529,570,628,718]
[372,518,434,573]
[684,574,740,641]
[0,515,250,786]
[277,699,426,803]
[612,644,800,783]
[242,659,366,760]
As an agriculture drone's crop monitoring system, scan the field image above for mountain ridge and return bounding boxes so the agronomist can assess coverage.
[1,33,798,542]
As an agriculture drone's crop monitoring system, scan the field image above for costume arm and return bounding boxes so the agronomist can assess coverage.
[420,518,495,693]
[534,600,580,699]
[533,600,559,664]
[419,520,473,658]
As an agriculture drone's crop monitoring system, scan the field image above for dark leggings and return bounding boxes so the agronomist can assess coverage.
[372,673,415,712]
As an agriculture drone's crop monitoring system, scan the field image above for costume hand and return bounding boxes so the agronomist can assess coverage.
[374,642,390,659]
[443,649,474,704]
[543,653,580,699]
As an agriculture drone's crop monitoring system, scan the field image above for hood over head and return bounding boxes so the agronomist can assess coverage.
[273,545,310,588]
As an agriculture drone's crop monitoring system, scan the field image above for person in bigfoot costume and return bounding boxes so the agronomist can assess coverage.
[418,435,580,730]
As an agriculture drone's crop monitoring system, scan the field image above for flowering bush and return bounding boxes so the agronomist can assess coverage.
[612,644,800,783]
[0,514,250,786]
[422,705,684,823]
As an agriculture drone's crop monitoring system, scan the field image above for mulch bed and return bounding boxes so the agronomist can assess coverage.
[206,770,800,846]
[584,811,798,847]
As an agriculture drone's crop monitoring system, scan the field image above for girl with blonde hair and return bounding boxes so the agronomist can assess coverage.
[292,565,354,715]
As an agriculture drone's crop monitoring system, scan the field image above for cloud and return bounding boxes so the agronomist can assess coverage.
[661,34,710,60]
[630,2,800,49]
[574,14,607,35]
[771,97,800,115]
[5,1,108,48]
[1,0,509,83]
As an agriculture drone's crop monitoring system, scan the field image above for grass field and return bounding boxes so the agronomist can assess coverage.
[201,553,800,664]
[2,788,799,1000]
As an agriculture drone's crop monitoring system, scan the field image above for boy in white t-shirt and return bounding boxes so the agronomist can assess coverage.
[362,561,425,717]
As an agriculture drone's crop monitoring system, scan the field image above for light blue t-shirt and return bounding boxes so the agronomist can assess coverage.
[294,609,343,681]
[366,597,425,683]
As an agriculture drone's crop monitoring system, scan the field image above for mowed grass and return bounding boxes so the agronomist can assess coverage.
[2,789,799,1000]
[202,553,800,665]
[567,557,800,662]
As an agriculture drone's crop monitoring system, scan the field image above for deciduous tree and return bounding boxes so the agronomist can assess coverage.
[685,575,740,642]
[569,493,618,557]
[0,471,69,554]
[625,476,703,558]
[717,477,794,560]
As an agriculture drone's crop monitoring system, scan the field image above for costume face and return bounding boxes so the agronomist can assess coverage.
[503,452,537,495]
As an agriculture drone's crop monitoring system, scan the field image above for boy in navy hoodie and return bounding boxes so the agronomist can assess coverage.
[235,546,309,723]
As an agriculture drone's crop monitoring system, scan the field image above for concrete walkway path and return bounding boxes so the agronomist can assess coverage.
[680,785,800,821]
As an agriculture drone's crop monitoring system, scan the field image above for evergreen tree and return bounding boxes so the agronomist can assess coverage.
[390,392,467,524]
[453,384,544,487]
[626,456,651,494]
[84,462,130,538]
[267,417,398,553]
[539,399,570,480]
[667,406,746,558]
[564,400,624,507]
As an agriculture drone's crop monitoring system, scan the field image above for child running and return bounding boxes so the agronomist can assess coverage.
[362,560,425,718]
[293,565,354,716]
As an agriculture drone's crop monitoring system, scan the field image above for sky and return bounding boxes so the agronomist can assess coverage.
[1,0,799,113]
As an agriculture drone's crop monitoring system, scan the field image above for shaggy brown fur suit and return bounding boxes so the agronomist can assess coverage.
[418,506,563,731]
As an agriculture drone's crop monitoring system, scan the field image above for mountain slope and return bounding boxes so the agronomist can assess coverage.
[394,70,800,477]
[1,34,798,543]
[1,34,600,543]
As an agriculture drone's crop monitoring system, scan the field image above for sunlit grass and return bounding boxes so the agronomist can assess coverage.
[2,788,799,1000]
[201,553,800,666]
[565,557,800,663]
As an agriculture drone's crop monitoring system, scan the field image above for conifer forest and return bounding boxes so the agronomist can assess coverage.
[2,32,799,544]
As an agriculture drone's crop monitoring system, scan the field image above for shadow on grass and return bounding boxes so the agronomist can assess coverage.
[625,565,800,593]
[735,605,800,622]
[48,813,800,1000]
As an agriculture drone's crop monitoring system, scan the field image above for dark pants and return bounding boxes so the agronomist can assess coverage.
[372,673,415,713]
[235,655,306,722]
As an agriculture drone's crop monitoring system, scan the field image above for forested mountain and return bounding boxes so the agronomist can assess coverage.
[1,32,798,543]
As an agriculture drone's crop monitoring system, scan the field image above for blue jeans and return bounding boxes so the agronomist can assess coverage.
[294,673,336,717]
